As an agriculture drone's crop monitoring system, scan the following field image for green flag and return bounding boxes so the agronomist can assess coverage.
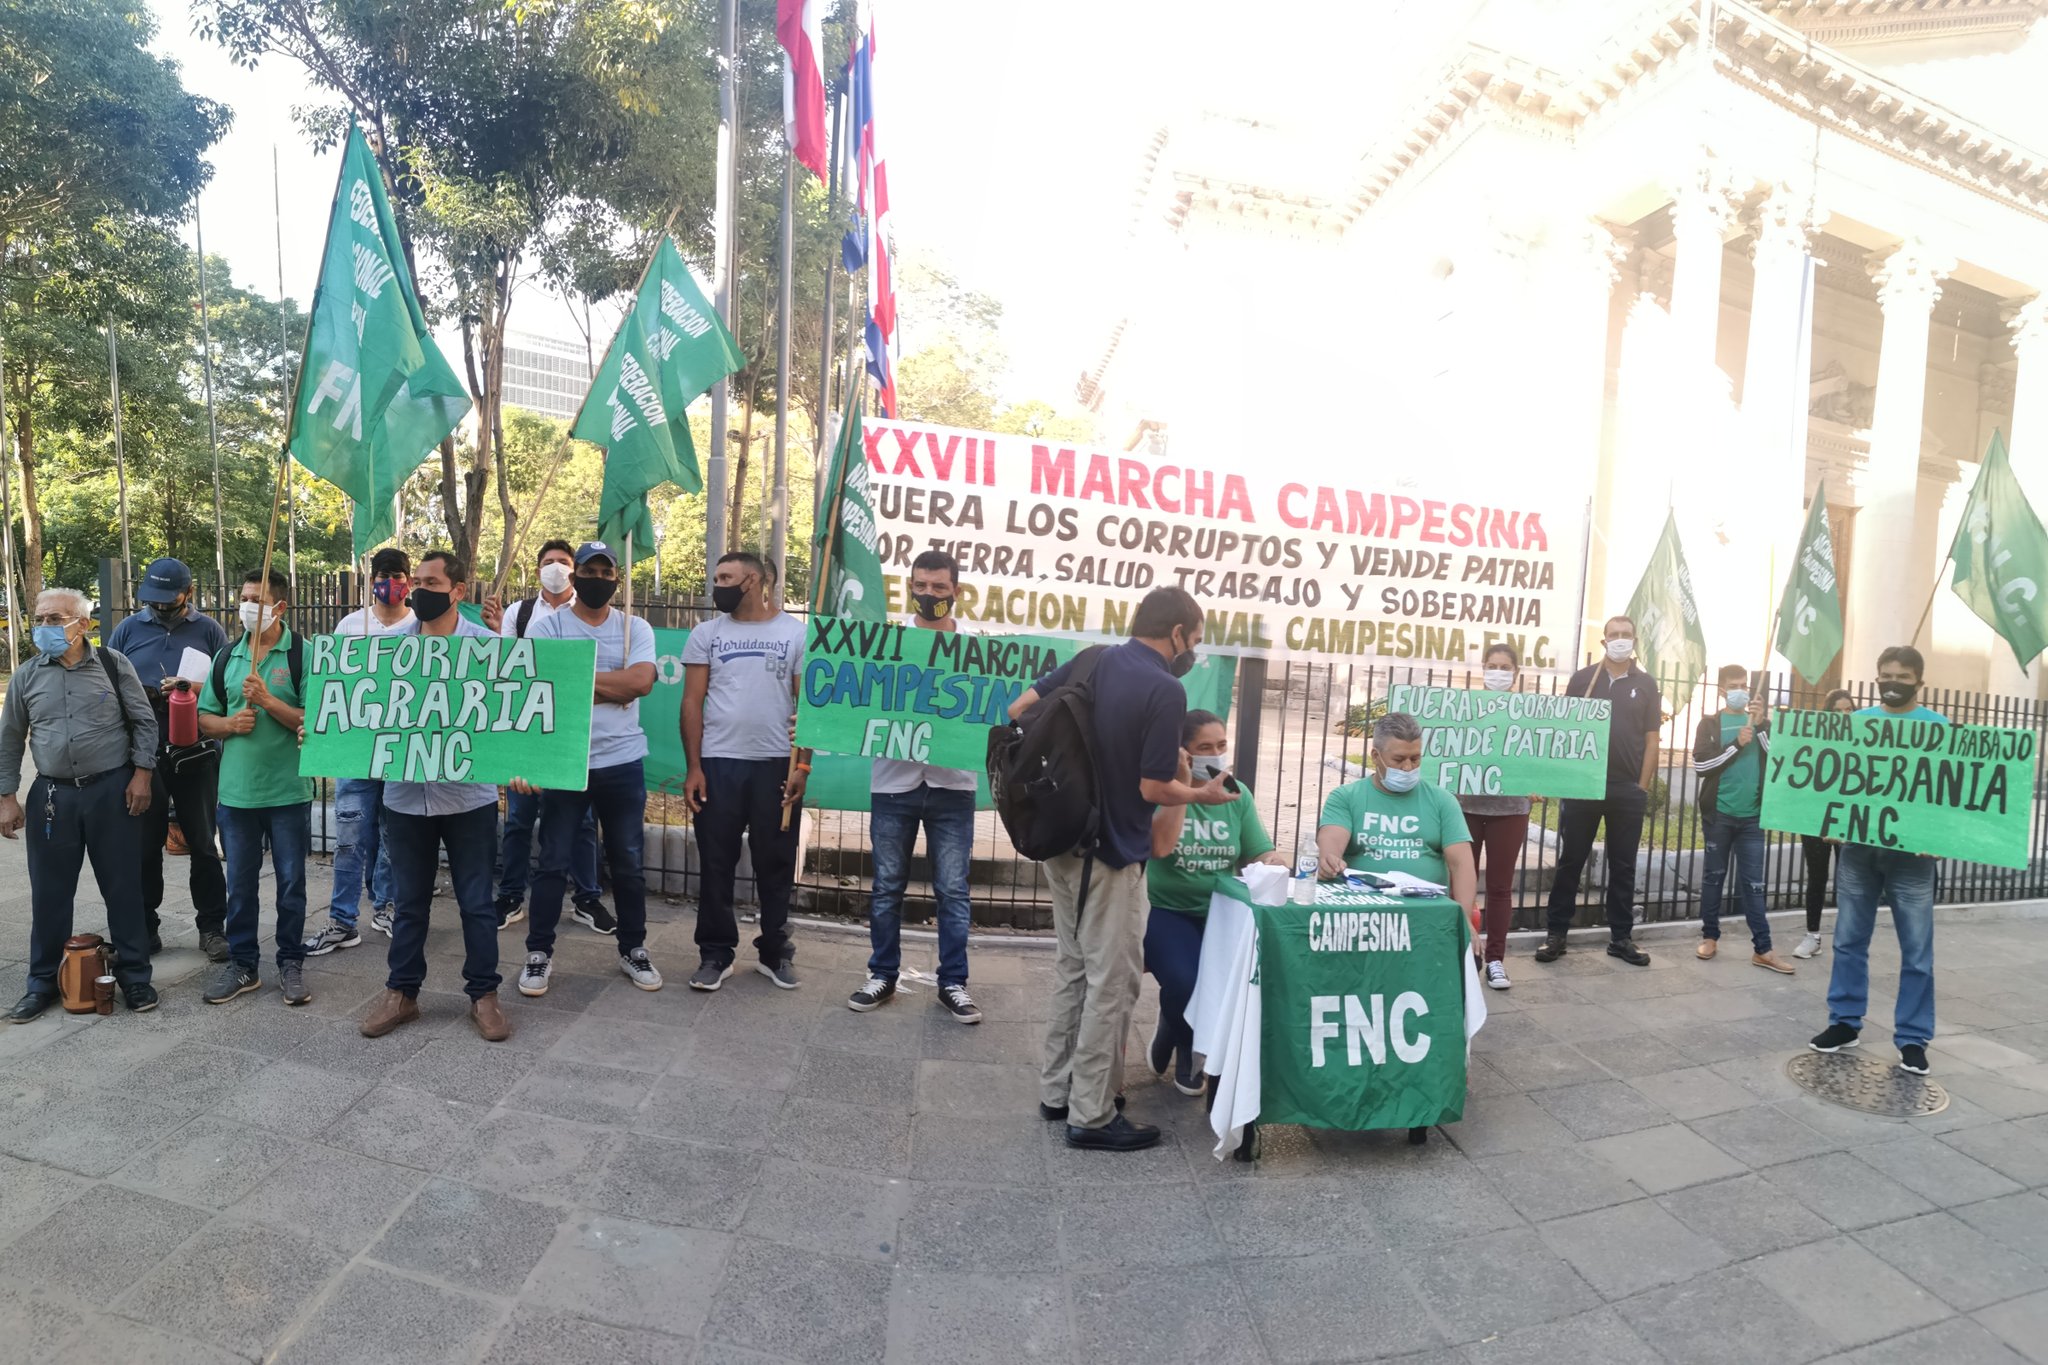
[1949,430,2048,673]
[810,387,886,620]
[572,236,742,559]
[1774,480,1844,685]
[288,126,470,558]
[1625,509,1708,708]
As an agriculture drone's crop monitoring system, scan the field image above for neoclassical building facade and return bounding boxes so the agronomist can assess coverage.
[1079,0,2048,698]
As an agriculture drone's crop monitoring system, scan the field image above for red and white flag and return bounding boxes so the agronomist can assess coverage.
[777,0,829,179]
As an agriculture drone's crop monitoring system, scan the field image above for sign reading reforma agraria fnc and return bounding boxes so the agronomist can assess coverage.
[859,419,1581,666]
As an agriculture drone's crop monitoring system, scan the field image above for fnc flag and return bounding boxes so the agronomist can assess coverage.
[810,386,885,620]
[1949,429,2048,672]
[777,0,828,179]
[840,0,897,416]
[289,125,470,556]
[1774,480,1844,686]
[1625,509,1709,709]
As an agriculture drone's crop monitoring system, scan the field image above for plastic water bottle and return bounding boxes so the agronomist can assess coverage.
[1292,834,1319,905]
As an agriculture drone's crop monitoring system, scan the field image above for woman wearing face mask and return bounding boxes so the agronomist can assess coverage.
[1144,710,1288,1096]
[1316,712,1478,923]
[1459,645,1529,990]
[1793,689,1856,960]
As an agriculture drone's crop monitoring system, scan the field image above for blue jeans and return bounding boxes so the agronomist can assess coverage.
[329,778,394,927]
[382,802,500,999]
[527,759,648,956]
[866,784,975,988]
[1143,905,1205,1070]
[1699,812,1771,953]
[219,802,311,971]
[1828,844,1938,1048]
[496,784,600,903]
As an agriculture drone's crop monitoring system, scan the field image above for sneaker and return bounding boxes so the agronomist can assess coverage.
[1792,931,1823,959]
[938,985,982,1024]
[620,948,663,991]
[1064,1114,1162,1151]
[1809,1023,1861,1053]
[689,960,735,992]
[1485,960,1511,991]
[1753,951,1795,976]
[370,906,394,938]
[122,982,159,1013]
[848,976,896,1012]
[518,951,553,998]
[199,931,230,963]
[202,962,259,1004]
[1533,934,1567,963]
[278,961,312,1006]
[303,923,361,956]
[495,896,526,931]
[1172,1058,1205,1097]
[756,958,800,990]
[573,898,617,935]
[1607,939,1651,966]
[1898,1044,1930,1075]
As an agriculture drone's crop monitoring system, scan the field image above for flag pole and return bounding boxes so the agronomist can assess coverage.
[273,145,298,584]
[1911,561,1948,647]
[106,318,131,571]
[196,204,228,604]
[783,394,851,833]
[0,308,19,671]
[815,86,844,469]
[768,153,795,582]
[704,0,738,589]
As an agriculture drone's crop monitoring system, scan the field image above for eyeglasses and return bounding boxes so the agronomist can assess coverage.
[32,614,76,627]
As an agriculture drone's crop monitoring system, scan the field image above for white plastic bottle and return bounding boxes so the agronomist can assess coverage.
[1292,834,1319,905]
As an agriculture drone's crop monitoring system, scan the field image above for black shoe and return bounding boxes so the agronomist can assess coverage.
[5,991,56,1024]
[1898,1044,1930,1075]
[1040,1095,1125,1122]
[1809,1023,1861,1053]
[1148,1022,1173,1077]
[848,975,896,1012]
[1533,934,1568,963]
[1606,939,1650,966]
[122,982,159,1013]
[202,962,260,1005]
[572,898,617,935]
[1065,1114,1161,1151]
[938,985,982,1024]
[756,957,800,990]
[199,931,230,963]
[495,895,526,931]
[1172,1060,1205,1098]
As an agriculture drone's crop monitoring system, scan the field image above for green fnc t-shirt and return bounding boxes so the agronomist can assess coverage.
[1320,778,1470,885]
[1716,711,1761,818]
[200,630,313,809]
[1147,788,1275,915]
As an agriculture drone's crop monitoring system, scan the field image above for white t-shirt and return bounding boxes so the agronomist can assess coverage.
[500,593,572,639]
[680,611,805,761]
[333,607,416,637]
[528,607,658,769]
[871,616,979,795]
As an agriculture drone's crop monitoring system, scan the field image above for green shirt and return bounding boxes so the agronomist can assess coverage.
[1320,777,1470,885]
[1716,711,1761,818]
[200,630,312,809]
[1146,787,1275,915]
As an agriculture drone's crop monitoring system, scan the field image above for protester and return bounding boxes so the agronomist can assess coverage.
[849,550,982,1022]
[515,541,663,997]
[358,551,512,1042]
[1319,712,1479,915]
[1536,615,1662,967]
[682,551,807,991]
[1795,687,1856,959]
[1810,647,1945,1075]
[1459,643,1529,990]
[198,571,312,1007]
[0,589,159,1021]
[1008,586,1231,1152]
[1146,708,1284,1096]
[306,547,412,953]
[107,556,229,960]
[490,538,606,932]
[1692,664,1793,974]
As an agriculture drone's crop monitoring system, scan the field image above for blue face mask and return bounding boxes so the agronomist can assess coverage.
[33,624,71,656]
[1380,764,1421,793]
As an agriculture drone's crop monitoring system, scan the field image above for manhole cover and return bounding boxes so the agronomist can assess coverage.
[1785,1052,1948,1117]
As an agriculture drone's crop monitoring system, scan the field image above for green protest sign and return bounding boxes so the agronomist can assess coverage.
[1760,708,2037,868]
[1386,684,1609,799]
[299,633,596,788]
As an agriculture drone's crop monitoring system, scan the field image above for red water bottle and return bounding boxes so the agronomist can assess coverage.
[168,683,198,747]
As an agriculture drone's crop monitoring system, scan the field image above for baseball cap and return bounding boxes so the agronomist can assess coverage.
[138,557,192,604]
[573,541,617,567]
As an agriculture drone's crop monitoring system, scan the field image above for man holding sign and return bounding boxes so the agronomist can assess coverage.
[1690,664,1794,975]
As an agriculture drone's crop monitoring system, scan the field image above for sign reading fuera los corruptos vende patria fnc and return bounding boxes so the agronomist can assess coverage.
[1386,684,1611,800]
[298,633,597,788]
[1760,708,2037,869]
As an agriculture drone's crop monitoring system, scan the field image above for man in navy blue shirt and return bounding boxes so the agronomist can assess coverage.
[1009,586,1231,1152]
[106,557,230,959]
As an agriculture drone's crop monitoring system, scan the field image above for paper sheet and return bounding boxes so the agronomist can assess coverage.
[175,647,212,683]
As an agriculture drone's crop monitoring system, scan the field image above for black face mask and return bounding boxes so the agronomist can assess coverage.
[407,588,453,623]
[912,592,953,622]
[151,601,184,622]
[1166,630,1197,679]
[1878,680,1919,707]
[711,584,745,614]
[574,576,618,609]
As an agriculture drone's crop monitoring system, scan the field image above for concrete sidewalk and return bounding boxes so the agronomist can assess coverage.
[2,839,2047,1364]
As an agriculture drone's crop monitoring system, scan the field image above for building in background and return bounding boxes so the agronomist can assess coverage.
[501,330,596,422]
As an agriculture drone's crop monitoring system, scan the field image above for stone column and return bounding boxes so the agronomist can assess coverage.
[1846,240,1951,672]
[1986,297,2048,699]
[1667,169,1738,380]
[1546,220,1626,666]
[1740,189,1816,670]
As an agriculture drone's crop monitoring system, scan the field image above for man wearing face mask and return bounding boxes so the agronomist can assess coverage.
[491,539,607,932]
[1536,615,1663,967]
[198,571,313,1008]
[2,589,160,1021]
[849,550,983,1021]
[107,556,230,959]
[305,548,413,952]
[1810,646,1946,1077]
[1318,713,1478,920]
[1692,664,1794,975]
[682,551,808,990]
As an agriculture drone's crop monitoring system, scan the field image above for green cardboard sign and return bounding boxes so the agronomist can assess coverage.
[299,632,597,787]
[1386,684,1610,800]
[1760,708,2037,869]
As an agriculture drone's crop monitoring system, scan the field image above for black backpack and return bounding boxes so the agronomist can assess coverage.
[212,631,305,705]
[987,644,1106,864]
[511,597,540,638]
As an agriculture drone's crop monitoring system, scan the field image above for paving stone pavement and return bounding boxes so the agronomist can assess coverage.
[3,837,2048,1364]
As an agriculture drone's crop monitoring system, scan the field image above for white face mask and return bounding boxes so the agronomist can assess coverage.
[538,562,572,594]
[1190,752,1229,784]
[1379,764,1421,794]
[238,601,281,633]
[1725,689,1750,712]
[1483,668,1514,692]
[1605,637,1635,662]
